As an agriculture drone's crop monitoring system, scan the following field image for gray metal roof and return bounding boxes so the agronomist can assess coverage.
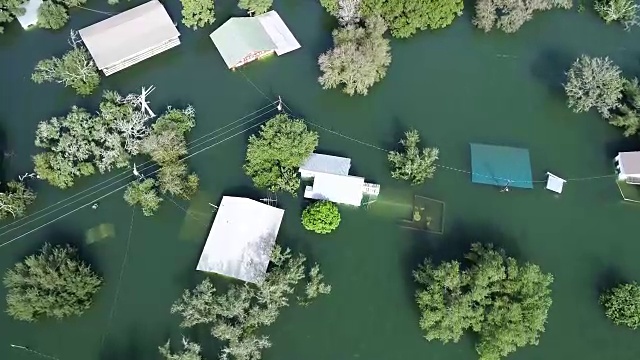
[78,0,180,70]
[618,151,640,175]
[196,197,284,284]
[300,153,351,176]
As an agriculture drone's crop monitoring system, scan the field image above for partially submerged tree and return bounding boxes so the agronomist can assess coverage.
[473,0,572,33]
[244,114,318,194]
[238,0,272,15]
[158,161,199,199]
[171,245,331,360]
[37,0,68,30]
[302,264,332,304]
[0,181,37,220]
[159,338,203,360]
[318,16,391,96]
[595,0,639,30]
[564,55,624,118]
[32,31,100,96]
[301,201,341,234]
[320,0,362,25]
[0,0,27,34]
[414,243,553,360]
[388,129,439,185]
[124,179,163,216]
[600,282,640,329]
[609,78,640,136]
[180,0,215,30]
[3,243,102,322]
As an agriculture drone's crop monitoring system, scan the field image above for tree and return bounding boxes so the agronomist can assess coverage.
[595,0,639,30]
[172,246,330,360]
[0,0,27,34]
[302,264,332,304]
[564,55,624,119]
[32,33,100,96]
[3,243,102,322]
[180,0,215,30]
[320,0,362,25]
[238,0,272,15]
[244,114,318,194]
[414,243,553,360]
[473,0,572,33]
[159,338,203,360]
[124,179,163,216]
[600,282,640,329]
[0,181,37,219]
[37,0,68,30]
[158,161,199,200]
[318,16,391,96]
[609,78,640,136]
[388,129,439,185]
[301,201,341,234]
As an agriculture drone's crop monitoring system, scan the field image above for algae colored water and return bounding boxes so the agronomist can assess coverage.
[2,1,640,359]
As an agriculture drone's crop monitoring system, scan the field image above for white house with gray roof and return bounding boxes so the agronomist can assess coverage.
[210,10,300,69]
[79,0,180,76]
[616,151,640,184]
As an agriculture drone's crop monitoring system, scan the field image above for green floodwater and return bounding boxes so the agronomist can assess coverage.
[2,1,640,359]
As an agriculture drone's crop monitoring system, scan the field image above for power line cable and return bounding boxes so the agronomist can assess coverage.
[0,116,270,247]
[0,105,277,239]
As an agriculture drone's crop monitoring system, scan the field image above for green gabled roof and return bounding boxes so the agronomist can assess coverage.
[210,18,276,68]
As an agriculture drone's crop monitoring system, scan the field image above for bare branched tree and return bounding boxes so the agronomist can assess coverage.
[338,0,361,25]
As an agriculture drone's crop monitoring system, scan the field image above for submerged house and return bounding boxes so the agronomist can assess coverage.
[15,0,42,29]
[78,0,180,76]
[300,153,380,206]
[196,196,284,284]
[615,151,640,184]
[209,10,301,69]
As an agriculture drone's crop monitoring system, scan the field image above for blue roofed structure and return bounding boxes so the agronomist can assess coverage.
[470,143,533,189]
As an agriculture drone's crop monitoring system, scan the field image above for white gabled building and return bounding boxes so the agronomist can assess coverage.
[196,196,284,284]
[615,151,640,185]
[79,0,180,76]
[299,153,380,206]
[15,0,42,29]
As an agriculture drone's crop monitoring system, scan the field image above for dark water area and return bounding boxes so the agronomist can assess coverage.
[2,0,640,359]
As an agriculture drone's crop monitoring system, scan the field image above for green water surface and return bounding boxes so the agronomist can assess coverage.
[1,1,640,359]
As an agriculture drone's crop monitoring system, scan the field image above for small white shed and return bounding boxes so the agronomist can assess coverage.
[545,172,566,194]
[615,151,640,184]
[196,196,284,284]
[304,173,365,206]
[299,153,351,179]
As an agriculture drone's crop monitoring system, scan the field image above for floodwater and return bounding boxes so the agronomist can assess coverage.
[1,1,640,359]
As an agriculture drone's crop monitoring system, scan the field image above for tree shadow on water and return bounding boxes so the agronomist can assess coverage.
[530,49,577,96]
[594,265,628,296]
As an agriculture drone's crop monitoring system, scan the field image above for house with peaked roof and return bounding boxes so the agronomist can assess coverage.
[209,10,301,69]
[78,0,180,76]
[196,196,284,284]
[16,0,42,29]
[299,153,380,206]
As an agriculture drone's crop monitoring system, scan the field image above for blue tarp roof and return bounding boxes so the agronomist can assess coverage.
[470,143,533,189]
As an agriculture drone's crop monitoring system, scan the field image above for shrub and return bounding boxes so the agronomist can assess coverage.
[302,201,341,234]
[600,282,640,329]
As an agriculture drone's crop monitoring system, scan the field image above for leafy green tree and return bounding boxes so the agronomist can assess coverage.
[301,201,341,234]
[414,243,553,360]
[600,282,640,329]
[172,246,330,360]
[388,129,439,185]
[564,55,624,119]
[3,243,102,322]
[180,0,215,30]
[244,114,318,194]
[37,0,68,30]
[238,0,272,15]
[359,0,463,37]
[0,0,27,33]
[32,42,100,96]
[609,78,640,136]
[158,161,199,200]
[159,338,203,360]
[301,264,332,304]
[318,16,391,96]
[473,0,572,33]
[124,179,163,216]
[0,181,36,219]
[595,0,639,30]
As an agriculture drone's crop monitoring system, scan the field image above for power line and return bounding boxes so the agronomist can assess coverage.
[0,104,277,239]
[0,110,273,247]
